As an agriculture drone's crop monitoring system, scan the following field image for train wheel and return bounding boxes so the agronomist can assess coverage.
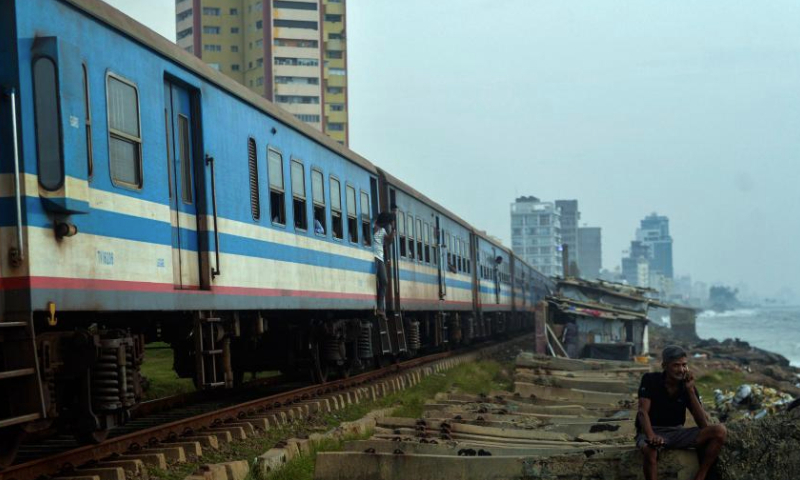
[309,339,330,384]
[338,360,353,379]
[0,426,22,469]
[77,428,110,444]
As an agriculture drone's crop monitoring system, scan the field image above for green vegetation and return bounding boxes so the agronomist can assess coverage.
[146,358,512,480]
[260,359,514,480]
[388,359,512,418]
[261,433,371,480]
[696,370,747,401]
[140,342,194,400]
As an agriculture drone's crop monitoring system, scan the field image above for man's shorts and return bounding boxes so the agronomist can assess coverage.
[635,426,701,450]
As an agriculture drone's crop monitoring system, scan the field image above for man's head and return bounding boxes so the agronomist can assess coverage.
[661,345,689,382]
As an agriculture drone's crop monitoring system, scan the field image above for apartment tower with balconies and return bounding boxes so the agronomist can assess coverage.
[176,0,349,145]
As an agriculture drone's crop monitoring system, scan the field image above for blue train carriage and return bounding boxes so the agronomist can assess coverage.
[472,230,514,338]
[0,0,399,453]
[376,169,477,352]
[509,254,537,332]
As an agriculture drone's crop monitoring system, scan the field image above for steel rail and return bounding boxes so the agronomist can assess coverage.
[0,348,464,480]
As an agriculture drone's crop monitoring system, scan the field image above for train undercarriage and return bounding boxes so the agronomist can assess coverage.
[0,308,521,468]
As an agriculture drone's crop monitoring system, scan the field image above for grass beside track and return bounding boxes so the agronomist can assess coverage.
[144,358,513,480]
[141,342,195,401]
[259,359,514,480]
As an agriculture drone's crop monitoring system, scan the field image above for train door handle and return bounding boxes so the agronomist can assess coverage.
[3,87,24,267]
[206,154,221,278]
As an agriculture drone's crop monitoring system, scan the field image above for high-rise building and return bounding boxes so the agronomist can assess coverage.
[555,200,580,271]
[577,227,602,280]
[636,213,673,279]
[510,196,562,276]
[175,0,349,145]
[621,240,650,286]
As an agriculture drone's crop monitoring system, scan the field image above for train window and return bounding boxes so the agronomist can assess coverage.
[267,147,286,225]
[360,191,371,246]
[330,176,343,239]
[178,115,192,203]
[346,185,358,243]
[445,232,451,267]
[431,225,438,265]
[311,169,325,235]
[398,211,406,258]
[32,57,64,191]
[107,74,142,188]
[82,63,93,180]
[407,215,415,260]
[416,218,423,261]
[423,222,430,263]
[457,239,463,272]
[290,160,307,230]
[248,138,260,221]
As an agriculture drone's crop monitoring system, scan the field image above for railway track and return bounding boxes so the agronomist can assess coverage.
[0,335,530,480]
[12,374,293,466]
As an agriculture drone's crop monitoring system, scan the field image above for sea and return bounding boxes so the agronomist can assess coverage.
[694,306,800,368]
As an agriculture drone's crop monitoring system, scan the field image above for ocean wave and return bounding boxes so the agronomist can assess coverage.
[698,309,759,319]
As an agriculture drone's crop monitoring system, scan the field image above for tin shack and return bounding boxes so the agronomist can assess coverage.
[546,279,654,360]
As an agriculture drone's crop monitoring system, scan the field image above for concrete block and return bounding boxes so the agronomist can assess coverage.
[74,468,125,480]
[121,452,167,469]
[207,426,247,440]
[514,381,631,405]
[302,400,323,415]
[194,464,227,480]
[294,403,311,417]
[182,435,220,450]
[220,460,249,480]
[226,421,257,434]
[165,441,202,457]
[287,438,311,456]
[144,446,186,463]
[257,448,289,476]
[97,459,146,477]
[204,429,233,443]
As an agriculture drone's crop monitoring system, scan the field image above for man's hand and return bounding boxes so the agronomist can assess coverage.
[684,371,696,391]
[647,434,666,447]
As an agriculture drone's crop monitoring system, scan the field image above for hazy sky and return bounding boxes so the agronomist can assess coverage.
[103,0,800,298]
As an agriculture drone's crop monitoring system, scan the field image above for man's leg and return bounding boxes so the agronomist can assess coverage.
[693,424,727,480]
[376,260,387,313]
[641,444,658,480]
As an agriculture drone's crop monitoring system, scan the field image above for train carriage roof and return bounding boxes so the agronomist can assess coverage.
[377,168,473,230]
[62,0,547,283]
[62,0,378,174]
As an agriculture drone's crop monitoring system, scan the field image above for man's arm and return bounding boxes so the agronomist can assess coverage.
[684,372,709,428]
[637,398,665,446]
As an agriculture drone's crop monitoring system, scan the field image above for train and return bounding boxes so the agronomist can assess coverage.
[0,0,554,465]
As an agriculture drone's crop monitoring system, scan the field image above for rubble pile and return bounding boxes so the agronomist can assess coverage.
[712,383,795,422]
[314,353,700,480]
[715,406,800,480]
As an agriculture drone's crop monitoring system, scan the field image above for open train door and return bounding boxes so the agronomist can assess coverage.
[164,79,202,289]
[379,184,406,356]
[435,216,447,300]
[492,247,501,305]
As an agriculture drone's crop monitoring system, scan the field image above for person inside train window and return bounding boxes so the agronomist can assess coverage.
[314,218,325,235]
[373,212,395,316]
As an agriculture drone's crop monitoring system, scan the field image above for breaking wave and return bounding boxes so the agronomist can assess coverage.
[698,309,759,319]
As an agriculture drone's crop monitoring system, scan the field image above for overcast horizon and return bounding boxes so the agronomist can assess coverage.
[103,0,800,300]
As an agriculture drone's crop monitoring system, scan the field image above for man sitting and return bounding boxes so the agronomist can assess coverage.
[636,345,727,480]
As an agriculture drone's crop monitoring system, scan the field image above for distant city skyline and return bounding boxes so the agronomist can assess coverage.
[101,0,800,299]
